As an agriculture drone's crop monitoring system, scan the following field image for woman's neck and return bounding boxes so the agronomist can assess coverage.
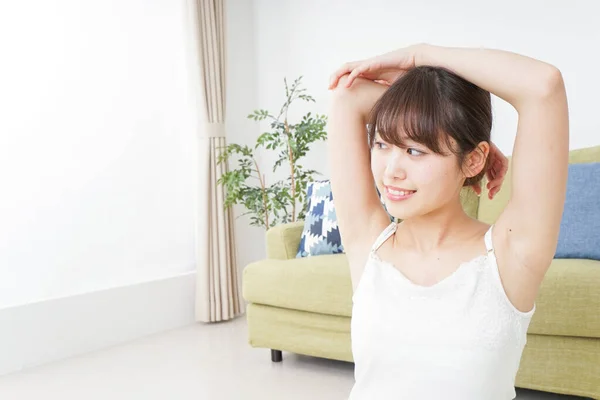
[397,203,474,254]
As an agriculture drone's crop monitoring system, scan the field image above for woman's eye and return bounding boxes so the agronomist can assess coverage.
[407,148,424,156]
[374,141,388,149]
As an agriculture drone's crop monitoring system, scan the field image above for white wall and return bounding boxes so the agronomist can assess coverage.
[0,0,197,308]
[0,0,202,375]
[223,0,262,281]
[227,0,600,263]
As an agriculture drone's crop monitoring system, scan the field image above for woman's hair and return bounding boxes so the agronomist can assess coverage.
[367,66,492,187]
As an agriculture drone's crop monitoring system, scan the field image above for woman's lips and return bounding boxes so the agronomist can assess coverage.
[385,186,416,201]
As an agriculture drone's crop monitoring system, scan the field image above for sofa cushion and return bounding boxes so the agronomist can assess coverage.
[296,180,395,258]
[555,163,600,260]
[528,258,600,339]
[296,180,345,257]
[243,253,353,317]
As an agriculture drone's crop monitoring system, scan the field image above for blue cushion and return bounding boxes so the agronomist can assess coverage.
[554,163,600,260]
[296,180,344,257]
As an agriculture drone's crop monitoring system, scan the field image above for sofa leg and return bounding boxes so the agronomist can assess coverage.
[271,349,282,362]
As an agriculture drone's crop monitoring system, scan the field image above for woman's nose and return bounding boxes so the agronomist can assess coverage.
[384,154,407,180]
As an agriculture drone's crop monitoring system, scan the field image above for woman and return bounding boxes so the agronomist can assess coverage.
[327,44,569,399]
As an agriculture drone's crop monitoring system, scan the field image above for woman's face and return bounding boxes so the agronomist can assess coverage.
[371,133,466,220]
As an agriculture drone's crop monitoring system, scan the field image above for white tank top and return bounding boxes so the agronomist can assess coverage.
[349,221,536,400]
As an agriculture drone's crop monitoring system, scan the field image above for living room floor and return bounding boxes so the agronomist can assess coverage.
[0,316,591,400]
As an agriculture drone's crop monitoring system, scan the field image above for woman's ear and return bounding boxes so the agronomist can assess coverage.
[464,141,490,178]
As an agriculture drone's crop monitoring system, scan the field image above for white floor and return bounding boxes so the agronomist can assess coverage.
[0,316,591,400]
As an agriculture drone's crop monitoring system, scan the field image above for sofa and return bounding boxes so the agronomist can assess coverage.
[243,145,600,399]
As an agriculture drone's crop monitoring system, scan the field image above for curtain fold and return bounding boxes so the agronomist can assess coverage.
[193,0,242,322]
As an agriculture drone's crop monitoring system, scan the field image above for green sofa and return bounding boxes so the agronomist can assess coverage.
[243,145,600,399]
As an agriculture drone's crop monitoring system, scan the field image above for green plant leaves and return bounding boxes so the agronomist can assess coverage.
[247,109,271,121]
[216,76,327,229]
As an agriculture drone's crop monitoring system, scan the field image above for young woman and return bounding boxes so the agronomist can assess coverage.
[327,44,569,399]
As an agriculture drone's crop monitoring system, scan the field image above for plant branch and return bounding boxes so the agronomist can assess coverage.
[284,119,296,222]
[252,156,269,230]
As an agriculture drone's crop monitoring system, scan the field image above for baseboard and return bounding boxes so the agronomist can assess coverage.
[0,271,197,376]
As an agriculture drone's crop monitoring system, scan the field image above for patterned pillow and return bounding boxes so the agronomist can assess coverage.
[296,180,395,258]
[296,180,344,257]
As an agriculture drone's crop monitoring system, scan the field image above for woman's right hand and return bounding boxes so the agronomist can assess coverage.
[328,44,422,90]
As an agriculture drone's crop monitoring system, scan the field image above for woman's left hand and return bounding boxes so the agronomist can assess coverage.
[472,142,509,199]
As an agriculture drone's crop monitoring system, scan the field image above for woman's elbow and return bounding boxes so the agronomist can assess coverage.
[539,66,565,99]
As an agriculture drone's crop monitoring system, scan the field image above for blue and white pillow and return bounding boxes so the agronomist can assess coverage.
[296,180,395,258]
[296,180,344,257]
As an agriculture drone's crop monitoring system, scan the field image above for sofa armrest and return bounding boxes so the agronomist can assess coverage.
[265,221,305,260]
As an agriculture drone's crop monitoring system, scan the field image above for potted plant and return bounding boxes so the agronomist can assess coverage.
[217,76,327,230]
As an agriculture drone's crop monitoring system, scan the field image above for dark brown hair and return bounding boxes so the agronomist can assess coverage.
[367,66,492,187]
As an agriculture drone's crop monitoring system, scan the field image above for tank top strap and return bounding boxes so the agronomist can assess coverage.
[371,221,398,253]
[484,224,495,254]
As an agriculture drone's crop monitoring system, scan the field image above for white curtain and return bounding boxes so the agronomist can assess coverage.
[191,0,242,322]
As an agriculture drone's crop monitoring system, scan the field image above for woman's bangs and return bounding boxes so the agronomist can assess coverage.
[369,79,453,156]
